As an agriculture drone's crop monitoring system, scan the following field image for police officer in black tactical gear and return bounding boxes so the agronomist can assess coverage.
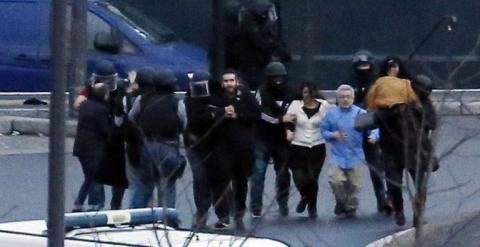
[222,0,291,90]
[249,61,294,217]
[123,68,154,206]
[350,51,393,215]
[128,68,187,209]
[184,71,231,230]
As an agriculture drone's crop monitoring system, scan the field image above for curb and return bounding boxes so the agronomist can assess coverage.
[365,211,480,246]
[365,228,414,247]
[0,116,76,137]
[0,99,478,137]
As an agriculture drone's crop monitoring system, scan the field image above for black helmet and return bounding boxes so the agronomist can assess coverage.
[153,68,177,87]
[352,50,374,65]
[192,70,211,82]
[415,74,434,92]
[224,0,241,21]
[251,0,274,15]
[93,60,117,78]
[135,67,155,86]
[264,61,287,76]
[92,60,117,91]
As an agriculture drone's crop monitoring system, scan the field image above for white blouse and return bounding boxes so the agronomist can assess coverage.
[286,99,330,148]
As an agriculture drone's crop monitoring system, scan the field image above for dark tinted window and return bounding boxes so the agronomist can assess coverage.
[86,11,112,50]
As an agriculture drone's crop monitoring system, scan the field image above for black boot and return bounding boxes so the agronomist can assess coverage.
[296,198,307,213]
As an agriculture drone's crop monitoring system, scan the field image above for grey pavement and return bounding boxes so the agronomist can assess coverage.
[1,116,480,246]
[0,135,74,155]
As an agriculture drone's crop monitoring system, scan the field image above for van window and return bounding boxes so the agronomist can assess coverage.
[65,6,137,54]
[87,11,112,49]
[0,1,38,49]
[87,12,138,54]
[102,2,179,44]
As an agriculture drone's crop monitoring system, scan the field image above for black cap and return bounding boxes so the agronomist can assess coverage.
[94,60,116,77]
[352,50,374,64]
[415,74,434,91]
[192,71,211,82]
[153,68,177,87]
[135,68,155,86]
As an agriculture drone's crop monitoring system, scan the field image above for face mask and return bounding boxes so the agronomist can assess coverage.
[268,76,285,88]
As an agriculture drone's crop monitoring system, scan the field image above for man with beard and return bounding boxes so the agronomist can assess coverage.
[209,69,260,230]
[350,50,392,214]
[249,61,294,218]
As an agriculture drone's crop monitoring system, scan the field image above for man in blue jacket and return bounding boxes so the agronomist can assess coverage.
[322,84,379,217]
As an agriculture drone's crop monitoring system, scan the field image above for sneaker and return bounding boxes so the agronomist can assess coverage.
[296,199,307,214]
[251,211,262,219]
[395,211,406,226]
[214,218,230,230]
[279,205,289,217]
[334,203,345,216]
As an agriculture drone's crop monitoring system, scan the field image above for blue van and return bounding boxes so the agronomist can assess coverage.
[0,0,208,92]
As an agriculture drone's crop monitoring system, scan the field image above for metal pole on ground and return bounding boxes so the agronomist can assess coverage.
[48,0,67,246]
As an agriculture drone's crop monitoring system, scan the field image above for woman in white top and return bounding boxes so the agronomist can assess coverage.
[283,82,329,218]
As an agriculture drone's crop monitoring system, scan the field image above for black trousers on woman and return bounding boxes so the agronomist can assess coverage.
[288,144,326,213]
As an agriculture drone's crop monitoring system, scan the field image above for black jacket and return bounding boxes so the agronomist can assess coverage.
[209,88,260,148]
[73,99,110,157]
[96,89,128,188]
[256,83,294,146]
[184,95,217,154]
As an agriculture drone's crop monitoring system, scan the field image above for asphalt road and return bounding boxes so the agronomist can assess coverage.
[0,116,479,246]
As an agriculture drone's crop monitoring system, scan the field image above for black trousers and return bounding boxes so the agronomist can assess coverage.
[187,148,230,220]
[364,142,388,205]
[288,144,326,209]
[377,105,429,214]
[383,148,427,213]
[212,145,254,219]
